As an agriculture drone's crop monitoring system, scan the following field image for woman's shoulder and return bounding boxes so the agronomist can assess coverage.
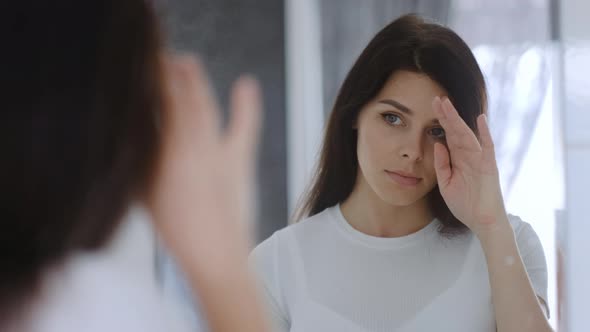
[507,214,540,240]
[506,214,546,258]
[507,213,531,231]
[26,249,194,332]
[506,213,550,315]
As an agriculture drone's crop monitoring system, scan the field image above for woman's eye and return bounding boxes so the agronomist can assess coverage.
[429,127,446,139]
[383,113,402,126]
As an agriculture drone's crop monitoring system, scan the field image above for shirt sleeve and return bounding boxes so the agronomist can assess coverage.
[249,232,291,332]
[509,215,550,318]
[29,259,198,332]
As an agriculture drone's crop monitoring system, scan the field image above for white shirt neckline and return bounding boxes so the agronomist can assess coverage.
[330,204,441,250]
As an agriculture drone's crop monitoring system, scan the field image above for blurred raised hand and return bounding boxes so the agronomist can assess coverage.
[148,54,269,332]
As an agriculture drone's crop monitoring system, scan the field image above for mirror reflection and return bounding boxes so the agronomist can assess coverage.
[9,0,583,332]
[250,7,553,332]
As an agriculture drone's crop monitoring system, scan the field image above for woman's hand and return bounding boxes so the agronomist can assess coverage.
[147,54,270,332]
[433,97,553,332]
[432,96,508,236]
[149,54,261,264]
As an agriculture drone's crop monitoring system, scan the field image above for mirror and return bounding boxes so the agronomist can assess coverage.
[156,0,585,331]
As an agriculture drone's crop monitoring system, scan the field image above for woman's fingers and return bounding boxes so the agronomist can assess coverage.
[434,142,452,187]
[477,113,495,153]
[163,53,262,159]
[162,54,222,147]
[161,55,195,146]
[433,97,481,153]
[476,113,500,172]
[227,75,263,162]
[432,96,500,178]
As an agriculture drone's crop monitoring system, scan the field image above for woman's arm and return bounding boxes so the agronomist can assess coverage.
[149,54,271,332]
[477,218,552,332]
[431,96,551,332]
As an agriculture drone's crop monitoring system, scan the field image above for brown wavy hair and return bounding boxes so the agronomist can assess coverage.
[295,14,487,236]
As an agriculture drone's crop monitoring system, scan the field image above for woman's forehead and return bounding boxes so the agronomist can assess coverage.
[378,70,447,100]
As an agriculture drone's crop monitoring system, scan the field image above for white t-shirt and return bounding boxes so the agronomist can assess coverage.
[250,205,548,332]
[11,207,198,332]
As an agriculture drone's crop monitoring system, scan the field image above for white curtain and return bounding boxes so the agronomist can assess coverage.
[450,0,552,195]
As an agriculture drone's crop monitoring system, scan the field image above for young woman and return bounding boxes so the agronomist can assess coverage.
[3,1,269,332]
[251,14,552,332]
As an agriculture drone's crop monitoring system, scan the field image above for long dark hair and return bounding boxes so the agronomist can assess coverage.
[2,0,164,323]
[296,14,487,235]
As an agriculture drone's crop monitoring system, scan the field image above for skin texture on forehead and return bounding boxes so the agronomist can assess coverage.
[371,70,447,122]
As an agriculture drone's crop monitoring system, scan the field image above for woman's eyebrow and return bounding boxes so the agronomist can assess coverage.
[378,98,440,125]
[378,99,412,115]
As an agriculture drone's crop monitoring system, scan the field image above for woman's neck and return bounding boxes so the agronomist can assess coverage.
[340,178,433,238]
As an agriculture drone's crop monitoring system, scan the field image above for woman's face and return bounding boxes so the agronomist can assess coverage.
[354,70,448,207]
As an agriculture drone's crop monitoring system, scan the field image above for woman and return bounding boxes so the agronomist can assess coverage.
[251,14,552,332]
[3,1,269,331]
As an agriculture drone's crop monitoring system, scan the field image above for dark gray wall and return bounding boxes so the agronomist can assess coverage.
[158,0,287,243]
[319,0,450,115]
[153,3,287,326]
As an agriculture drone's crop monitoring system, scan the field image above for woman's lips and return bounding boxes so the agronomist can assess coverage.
[385,170,422,186]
